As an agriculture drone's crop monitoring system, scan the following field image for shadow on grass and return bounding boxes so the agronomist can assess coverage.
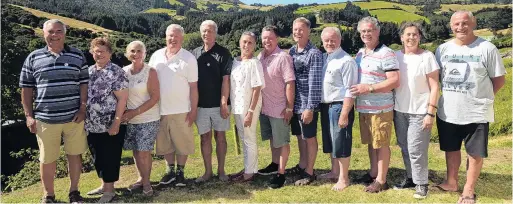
[107,167,511,202]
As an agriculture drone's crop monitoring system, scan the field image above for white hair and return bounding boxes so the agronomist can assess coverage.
[166,24,185,35]
[451,10,476,22]
[321,27,341,39]
[125,40,147,60]
[43,19,67,34]
[357,16,380,33]
[200,20,218,34]
[241,31,257,42]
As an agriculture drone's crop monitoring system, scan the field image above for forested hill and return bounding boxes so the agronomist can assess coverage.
[1,0,512,122]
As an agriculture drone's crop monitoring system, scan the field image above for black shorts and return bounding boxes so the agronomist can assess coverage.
[437,116,489,158]
[291,112,319,139]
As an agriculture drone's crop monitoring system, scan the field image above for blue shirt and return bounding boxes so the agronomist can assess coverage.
[289,41,323,114]
[19,45,89,124]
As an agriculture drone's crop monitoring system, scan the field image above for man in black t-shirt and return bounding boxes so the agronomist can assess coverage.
[191,20,233,183]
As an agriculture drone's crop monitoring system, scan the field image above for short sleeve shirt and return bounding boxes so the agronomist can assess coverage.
[435,38,506,124]
[322,48,359,103]
[355,43,399,113]
[289,41,323,114]
[394,50,440,114]
[192,43,233,108]
[19,45,89,124]
[230,58,265,115]
[149,48,198,115]
[257,47,295,118]
[85,62,129,133]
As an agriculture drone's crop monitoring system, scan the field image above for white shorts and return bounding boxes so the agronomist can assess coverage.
[196,106,230,135]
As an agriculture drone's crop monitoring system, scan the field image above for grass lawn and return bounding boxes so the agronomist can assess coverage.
[143,8,186,20]
[369,9,429,24]
[295,0,420,14]
[12,5,113,34]
[440,3,511,12]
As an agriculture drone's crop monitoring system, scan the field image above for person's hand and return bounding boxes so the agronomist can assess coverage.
[72,109,86,123]
[185,109,197,127]
[301,109,314,124]
[422,115,434,130]
[244,112,253,127]
[122,109,138,123]
[338,114,349,128]
[350,84,372,96]
[220,104,230,119]
[108,121,121,136]
[26,116,37,133]
[281,108,293,124]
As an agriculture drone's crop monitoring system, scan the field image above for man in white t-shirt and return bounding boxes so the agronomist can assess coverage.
[434,11,506,203]
[149,24,199,187]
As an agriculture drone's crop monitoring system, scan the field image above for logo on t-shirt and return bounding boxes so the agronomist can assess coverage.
[441,55,480,93]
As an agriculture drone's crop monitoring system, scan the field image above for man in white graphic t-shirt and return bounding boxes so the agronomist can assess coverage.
[434,10,506,204]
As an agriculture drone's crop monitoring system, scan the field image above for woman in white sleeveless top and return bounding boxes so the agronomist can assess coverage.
[121,41,160,196]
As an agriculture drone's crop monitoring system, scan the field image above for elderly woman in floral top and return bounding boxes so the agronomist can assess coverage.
[85,37,129,203]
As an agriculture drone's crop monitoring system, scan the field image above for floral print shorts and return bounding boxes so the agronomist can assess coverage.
[123,120,160,151]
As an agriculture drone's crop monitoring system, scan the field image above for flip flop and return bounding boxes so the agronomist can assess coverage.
[433,184,458,192]
[458,194,477,204]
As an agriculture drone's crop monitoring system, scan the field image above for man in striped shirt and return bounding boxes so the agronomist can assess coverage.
[350,17,400,193]
[288,17,324,186]
[19,19,88,203]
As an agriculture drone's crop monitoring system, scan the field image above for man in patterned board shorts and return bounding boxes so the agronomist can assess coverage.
[19,19,88,203]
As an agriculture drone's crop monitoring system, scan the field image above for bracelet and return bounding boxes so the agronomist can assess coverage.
[248,109,254,113]
[286,108,293,112]
[81,102,86,106]
[426,113,435,118]
[428,104,438,109]
[115,116,121,120]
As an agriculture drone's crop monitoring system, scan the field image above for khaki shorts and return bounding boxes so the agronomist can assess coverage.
[36,120,87,164]
[359,111,393,149]
[156,113,195,155]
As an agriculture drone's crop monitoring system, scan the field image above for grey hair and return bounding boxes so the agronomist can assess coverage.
[399,21,425,39]
[357,16,380,33]
[241,31,257,42]
[166,24,185,35]
[451,10,476,22]
[125,40,147,60]
[43,19,67,34]
[293,17,311,29]
[200,20,218,34]
[321,27,342,39]
[261,25,279,37]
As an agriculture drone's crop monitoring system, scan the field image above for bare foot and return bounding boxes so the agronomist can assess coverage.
[218,174,229,182]
[318,172,338,180]
[195,173,212,183]
[332,181,350,191]
[436,181,458,192]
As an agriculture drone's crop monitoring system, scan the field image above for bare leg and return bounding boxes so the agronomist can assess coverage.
[198,131,213,181]
[67,154,82,192]
[459,154,483,201]
[278,144,290,174]
[375,146,390,184]
[304,137,318,175]
[132,151,143,182]
[270,138,280,164]
[368,145,378,178]
[40,162,57,196]
[137,151,153,187]
[319,157,338,180]
[438,151,460,192]
[296,135,307,169]
[214,131,228,179]
[332,157,350,191]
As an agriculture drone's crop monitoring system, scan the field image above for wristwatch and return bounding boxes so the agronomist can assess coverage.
[369,84,374,93]
[286,108,293,112]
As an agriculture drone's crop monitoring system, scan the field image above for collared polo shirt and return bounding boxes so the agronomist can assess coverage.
[192,43,233,108]
[149,47,198,115]
[19,45,89,124]
[321,48,358,103]
[289,41,323,114]
[257,47,295,118]
[354,43,399,114]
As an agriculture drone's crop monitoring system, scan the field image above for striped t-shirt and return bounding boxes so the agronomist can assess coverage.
[355,43,399,114]
[19,45,89,124]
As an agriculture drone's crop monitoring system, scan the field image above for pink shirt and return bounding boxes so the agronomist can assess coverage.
[257,47,295,118]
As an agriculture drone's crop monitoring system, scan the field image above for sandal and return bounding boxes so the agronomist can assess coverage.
[458,194,477,204]
[86,186,104,196]
[128,182,143,192]
[228,169,245,180]
[98,192,116,203]
[142,185,154,197]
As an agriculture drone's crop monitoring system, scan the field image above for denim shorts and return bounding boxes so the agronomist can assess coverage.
[321,102,354,158]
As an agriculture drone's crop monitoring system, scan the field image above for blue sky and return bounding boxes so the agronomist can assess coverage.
[241,0,348,5]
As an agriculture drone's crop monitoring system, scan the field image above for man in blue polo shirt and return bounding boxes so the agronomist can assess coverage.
[19,19,88,203]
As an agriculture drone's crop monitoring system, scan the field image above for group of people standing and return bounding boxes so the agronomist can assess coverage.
[20,9,505,204]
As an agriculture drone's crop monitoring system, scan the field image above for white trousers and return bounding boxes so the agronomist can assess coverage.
[234,110,260,174]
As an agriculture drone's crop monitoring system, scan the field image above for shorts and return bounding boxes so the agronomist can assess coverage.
[359,111,393,149]
[437,117,489,158]
[155,113,195,155]
[260,114,291,148]
[321,103,354,158]
[35,120,87,164]
[196,106,230,135]
[124,120,160,151]
[290,111,319,139]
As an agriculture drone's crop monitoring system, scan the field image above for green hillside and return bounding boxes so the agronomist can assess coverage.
[369,9,429,23]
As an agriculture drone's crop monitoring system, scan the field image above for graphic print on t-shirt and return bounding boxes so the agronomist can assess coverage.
[441,54,480,93]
